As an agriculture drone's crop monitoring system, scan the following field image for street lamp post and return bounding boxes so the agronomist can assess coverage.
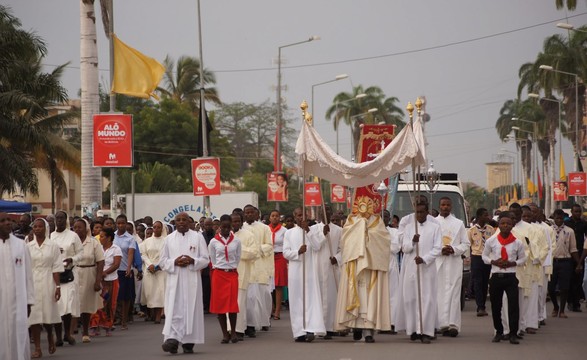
[311,74,348,118]
[350,108,378,162]
[276,36,320,174]
[539,65,580,172]
[512,124,538,203]
[334,93,367,154]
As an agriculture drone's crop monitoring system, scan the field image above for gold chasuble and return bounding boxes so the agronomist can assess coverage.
[335,196,391,331]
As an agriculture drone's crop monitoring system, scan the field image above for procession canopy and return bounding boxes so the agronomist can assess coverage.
[294,113,426,188]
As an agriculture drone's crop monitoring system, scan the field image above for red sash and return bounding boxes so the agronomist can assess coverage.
[270,223,282,245]
[214,232,234,261]
[497,232,516,261]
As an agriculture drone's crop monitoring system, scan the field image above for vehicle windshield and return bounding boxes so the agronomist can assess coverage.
[392,191,468,225]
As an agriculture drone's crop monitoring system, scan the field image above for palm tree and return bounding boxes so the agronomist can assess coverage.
[555,0,577,10]
[80,0,107,213]
[325,85,405,156]
[157,55,221,112]
[0,7,80,198]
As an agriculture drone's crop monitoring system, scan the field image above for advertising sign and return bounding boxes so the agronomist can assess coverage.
[267,172,288,202]
[568,172,587,196]
[191,158,221,196]
[553,181,568,202]
[93,113,133,167]
[304,182,322,206]
[330,184,346,203]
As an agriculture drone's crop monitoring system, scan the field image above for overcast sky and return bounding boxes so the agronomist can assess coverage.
[6,0,587,188]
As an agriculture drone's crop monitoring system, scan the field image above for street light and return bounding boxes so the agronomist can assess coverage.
[539,64,580,171]
[311,74,348,117]
[334,93,367,154]
[556,22,587,33]
[276,35,320,175]
[350,108,378,162]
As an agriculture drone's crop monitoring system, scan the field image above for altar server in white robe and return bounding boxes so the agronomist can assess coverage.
[159,212,210,354]
[243,205,273,334]
[396,201,442,344]
[384,210,401,332]
[232,213,260,340]
[51,210,83,345]
[140,220,168,323]
[283,207,326,342]
[0,212,34,360]
[310,205,342,338]
[436,197,470,337]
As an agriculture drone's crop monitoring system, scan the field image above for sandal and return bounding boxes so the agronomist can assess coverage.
[272,315,280,320]
[32,350,42,358]
[48,333,56,354]
[551,310,559,317]
[221,338,230,344]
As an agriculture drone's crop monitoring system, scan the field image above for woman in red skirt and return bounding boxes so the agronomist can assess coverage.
[270,210,288,320]
[208,215,242,343]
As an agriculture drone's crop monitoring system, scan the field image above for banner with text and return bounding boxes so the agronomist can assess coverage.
[93,113,133,167]
[330,184,347,203]
[304,182,322,206]
[568,172,587,196]
[267,172,288,202]
[191,158,221,196]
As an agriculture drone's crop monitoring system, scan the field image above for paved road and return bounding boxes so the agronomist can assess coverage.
[35,300,586,360]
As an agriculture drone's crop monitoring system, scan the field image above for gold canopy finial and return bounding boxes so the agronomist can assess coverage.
[406,101,414,120]
[415,97,423,115]
[300,100,313,125]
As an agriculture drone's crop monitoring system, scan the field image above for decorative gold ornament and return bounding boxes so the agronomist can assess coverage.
[351,196,375,217]
[406,101,414,120]
[415,97,423,114]
[300,100,313,125]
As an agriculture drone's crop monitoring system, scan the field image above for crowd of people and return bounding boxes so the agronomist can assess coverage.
[1,197,586,358]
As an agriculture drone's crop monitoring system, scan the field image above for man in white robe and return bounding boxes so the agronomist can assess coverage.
[396,201,442,344]
[435,197,470,337]
[242,205,273,336]
[384,209,401,333]
[335,197,391,343]
[529,204,553,326]
[231,213,260,340]
[310,205,342,339]
[159,212,210,354]
[283,207,326,342]
[0,212,34,360]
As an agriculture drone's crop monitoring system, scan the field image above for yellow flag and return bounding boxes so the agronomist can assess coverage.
[513,186,518,200]
[111,34,165,99]
[560,154,567,181]
[527,178,536,195]
[506,191,510,203]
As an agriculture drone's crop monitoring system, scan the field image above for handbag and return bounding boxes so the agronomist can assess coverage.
[59,268,75,284]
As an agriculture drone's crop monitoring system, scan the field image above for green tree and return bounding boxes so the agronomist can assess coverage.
[116,162,192,194]
[0,6,80,197]
[555,0,577,10]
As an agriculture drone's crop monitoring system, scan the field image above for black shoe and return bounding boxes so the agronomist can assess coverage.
[305,332,315,342]
[410,332,420,341]
[492,334,502,343]
[353,329,363,341]
[477,309,488,317]
[448,328,459,337]
[55,340,64,347]
[509,336,520,345]
[421,335,432,344]
[539,320,546,326]
[162,339,179,354]
[571,306,582,312]
[365,336,375,343]
[235,332,244,341]
[294,335,306,343]
[442,330,450,337]
[323,331,335,340]
[182,343,194,353]
[244,327,256,338]
[261,326,269,331]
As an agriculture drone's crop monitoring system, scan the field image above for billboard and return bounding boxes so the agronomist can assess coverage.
[191,158,221,196]
[568,172,587,196]
[267,172,288,202]
[93,113,133,167]
[330,184,347,203]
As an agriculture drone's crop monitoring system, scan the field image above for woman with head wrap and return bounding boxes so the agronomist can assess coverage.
[72,219,105,343]
[50,211,83,346]
[28,218,64,358]
[139,220,168,323]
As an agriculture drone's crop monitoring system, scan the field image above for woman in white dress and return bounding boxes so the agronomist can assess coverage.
[28,218,64,358]
[73,219,105,343]
[139,220,167,323]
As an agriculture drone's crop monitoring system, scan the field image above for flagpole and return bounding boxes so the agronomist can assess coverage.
[300,101,310,330]
[108,0,118,218]
[197,0,210,215]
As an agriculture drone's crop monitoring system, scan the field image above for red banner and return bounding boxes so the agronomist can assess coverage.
[93,114,133,167]
[568,172,587,196]
[330,184,346,203]
[352,125,395,215]
[304,183,322,206]
[267,172,288,202]
[191,158,221,196]
[553,181,568,201]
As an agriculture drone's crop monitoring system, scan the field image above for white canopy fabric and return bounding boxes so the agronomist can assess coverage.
[295,119,427,188]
